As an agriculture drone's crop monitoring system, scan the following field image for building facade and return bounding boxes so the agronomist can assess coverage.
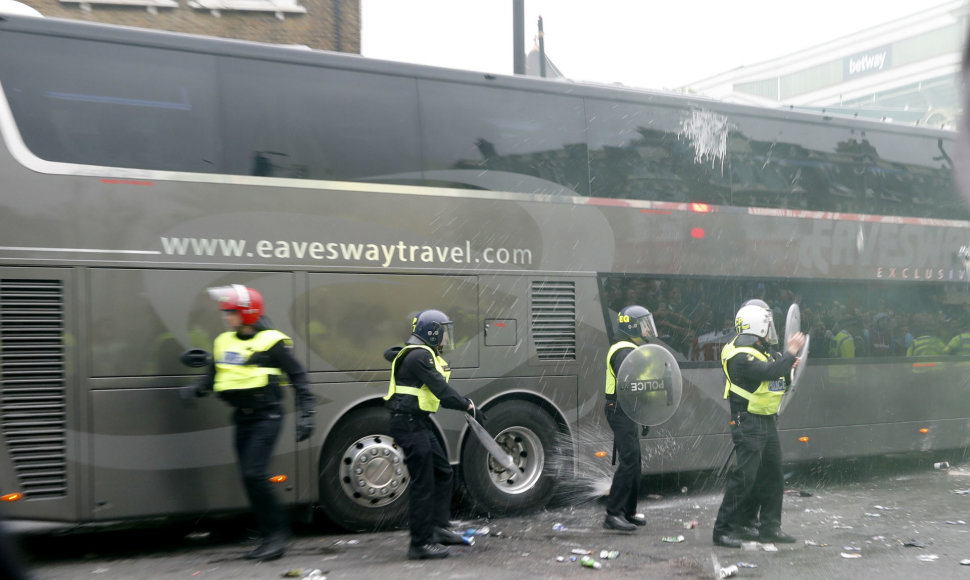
[687,1,967,129]
[10,0,359,53]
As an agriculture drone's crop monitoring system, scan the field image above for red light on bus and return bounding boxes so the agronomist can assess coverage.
[690,227,705,239]
[269,475,287,483]
[1,493,23,502]
[919,428,930,434]
[594,451,608,458]
[797,437,810,443]
[689,203,712,213]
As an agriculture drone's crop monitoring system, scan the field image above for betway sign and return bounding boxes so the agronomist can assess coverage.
[843,45,891,78]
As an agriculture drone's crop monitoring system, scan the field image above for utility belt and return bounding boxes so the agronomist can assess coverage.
[733,410,776,423]
[218,383,282,412]
[389,411,432,433]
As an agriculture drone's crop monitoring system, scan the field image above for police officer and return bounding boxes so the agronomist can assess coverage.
[384,309,475,560]
[189,285,316,561]
[944,318,970,355]
[603,305,657,532]
[713,303,804,548]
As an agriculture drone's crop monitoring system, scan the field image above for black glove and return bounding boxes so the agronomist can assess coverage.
[179,382,208,400]
[296,411,315,442]
[466,399,487,424]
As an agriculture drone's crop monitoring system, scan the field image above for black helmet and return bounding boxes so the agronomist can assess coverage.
[617,305,657,339]
[411,309,455,350]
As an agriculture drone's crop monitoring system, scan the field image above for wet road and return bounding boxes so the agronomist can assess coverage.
[13,454,970,580]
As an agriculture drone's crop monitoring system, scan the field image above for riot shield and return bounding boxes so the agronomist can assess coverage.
[779,303,810,415]
[615,344,683,426]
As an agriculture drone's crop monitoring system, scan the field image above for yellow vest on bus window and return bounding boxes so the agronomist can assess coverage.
[604,341,637,395]
[213,330,287,392]
[384,344,451,413]
[721,338,786,415]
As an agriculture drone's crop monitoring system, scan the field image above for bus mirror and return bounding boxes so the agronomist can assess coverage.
[180,348,212,368]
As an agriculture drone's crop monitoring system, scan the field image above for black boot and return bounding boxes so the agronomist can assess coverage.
[244,532,287,561]
[433,527,469,545]
[408,543,449,560]
[603,514,637,531]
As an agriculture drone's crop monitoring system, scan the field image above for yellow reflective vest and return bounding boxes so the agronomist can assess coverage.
[213,329,287,392]
[605,341,637,396]
[721,338,786,415]
[384,344,451,413]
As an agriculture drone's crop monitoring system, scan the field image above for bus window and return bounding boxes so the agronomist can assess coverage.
[0,33,219,172]
[219,59,421,182]
[599,274,970,363]
[586,100,730,204]
[418,79,588,196]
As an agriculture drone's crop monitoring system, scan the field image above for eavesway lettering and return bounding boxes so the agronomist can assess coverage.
[159,237,533,267]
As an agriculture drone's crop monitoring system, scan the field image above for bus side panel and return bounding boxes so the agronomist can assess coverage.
[88,385,276,520]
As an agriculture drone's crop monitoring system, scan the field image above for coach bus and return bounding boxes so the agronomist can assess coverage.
[0,14,968,531]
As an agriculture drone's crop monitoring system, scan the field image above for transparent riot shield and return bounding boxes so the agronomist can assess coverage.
[615,344,683,426]
[779,303,810,415]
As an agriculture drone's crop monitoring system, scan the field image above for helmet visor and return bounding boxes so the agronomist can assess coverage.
[207,286,238,309]
[437,322,455,352]
[766,313,779,345]
[637,314,658,338]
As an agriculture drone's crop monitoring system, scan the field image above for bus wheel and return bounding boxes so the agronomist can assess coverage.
[461,400,560,514]
[317,407,409,531]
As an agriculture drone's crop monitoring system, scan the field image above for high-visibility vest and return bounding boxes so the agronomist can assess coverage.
[213,329,288,392]
[605,341,637,396]
[721,338,786,415]
[907,335,945,357]
[827,330,856,381]
[908,335,945,373]
[828,331,855,358]
[384,344,451,413]
[944,332,970,355]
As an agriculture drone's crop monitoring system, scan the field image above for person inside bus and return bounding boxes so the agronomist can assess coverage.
[185,284,316,562]
[383,309,477,560]
[713,303,804,548]
[944,315,970,356]
[907,312,946,357]
[603,304,657,532]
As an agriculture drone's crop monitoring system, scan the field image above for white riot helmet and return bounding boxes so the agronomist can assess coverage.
[734,304,778,345]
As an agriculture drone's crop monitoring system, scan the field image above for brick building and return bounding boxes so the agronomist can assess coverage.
[10,0,359,53]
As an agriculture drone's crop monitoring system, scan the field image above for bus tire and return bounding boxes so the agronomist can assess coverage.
[461,400,560,514]
[317,407,409,532]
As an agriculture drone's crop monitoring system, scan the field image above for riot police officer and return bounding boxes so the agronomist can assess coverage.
[713,303,804,548]
[189,284,316,561]
[603,305,657,532]
[384,310,476,560]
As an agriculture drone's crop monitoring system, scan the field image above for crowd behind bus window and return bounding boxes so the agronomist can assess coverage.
[601,277,970,362]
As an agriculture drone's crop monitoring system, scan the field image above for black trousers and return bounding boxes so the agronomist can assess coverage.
[713,412,784,536]
[390,414,453,547]
[0,519,27,580]
[233,405,286,540]
[605,400,641,518]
